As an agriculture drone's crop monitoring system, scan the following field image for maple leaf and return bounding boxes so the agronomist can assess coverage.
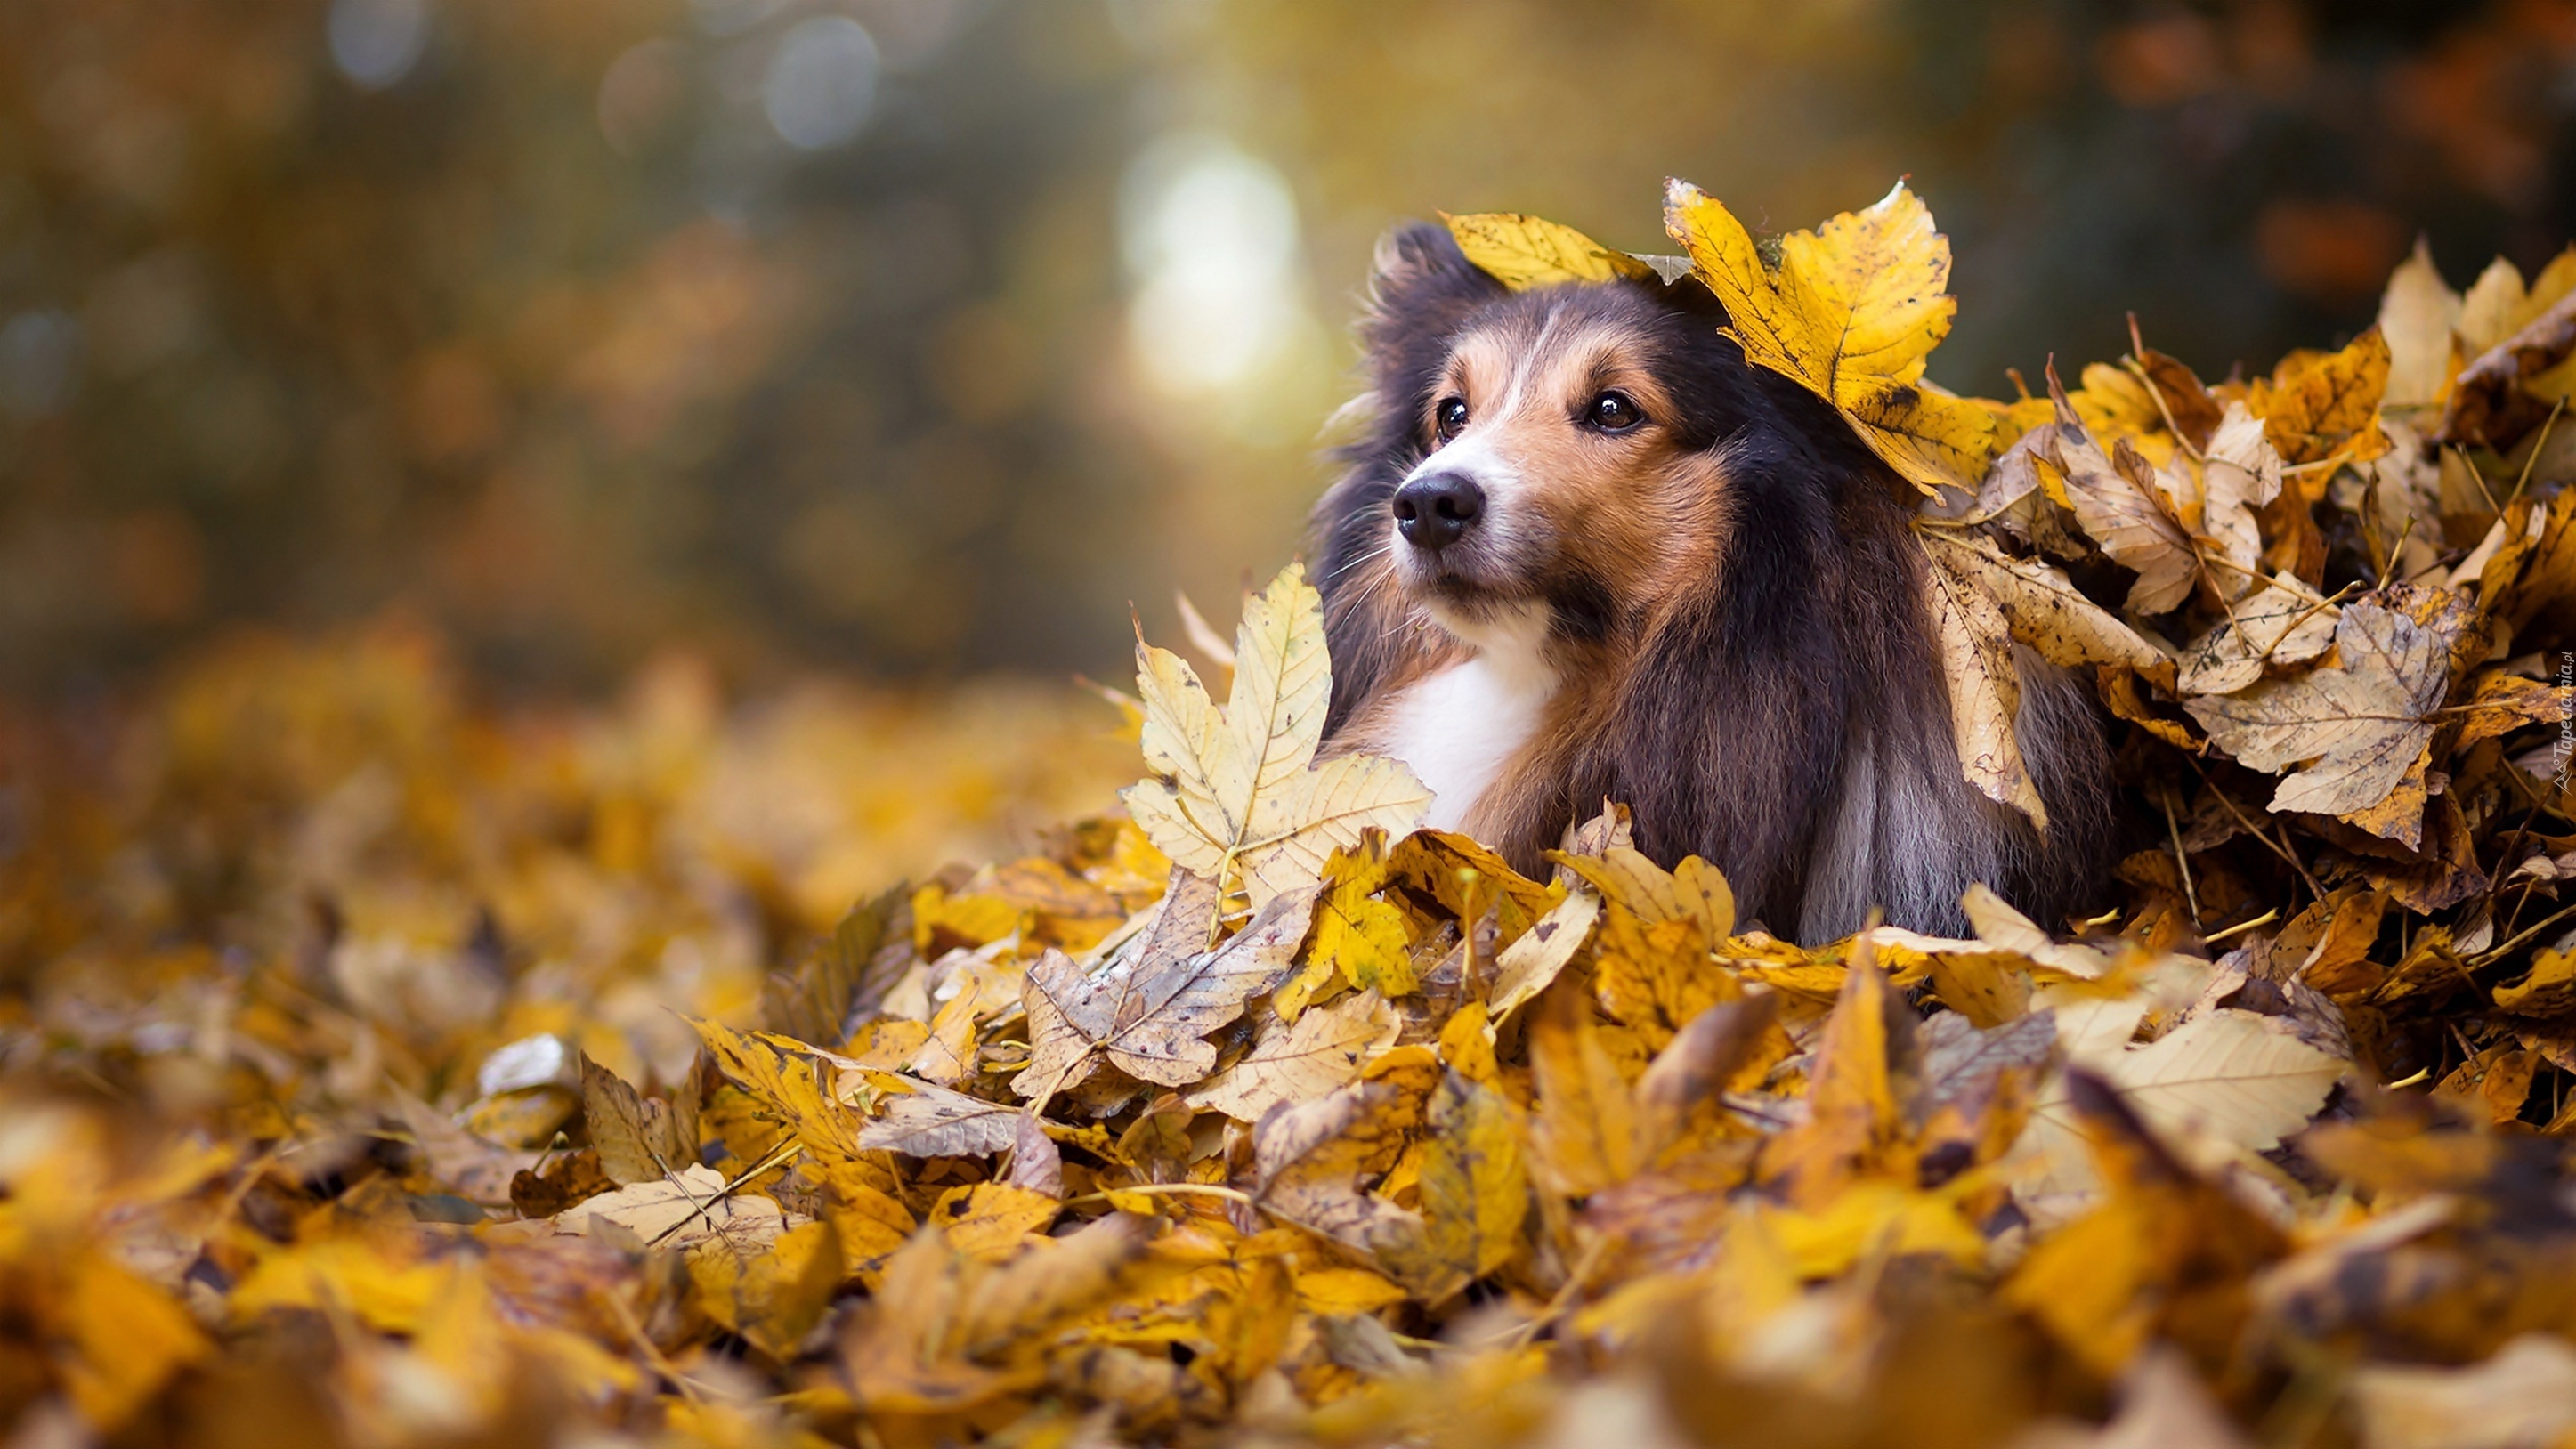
[2183,595,2462,818]
[1122,563,1430,909]
[1181,988,1400,1122]
[1440,211,1657,290]
[2175,574,2338,696]
[2247,328,2394,466]
[1665,176,1999,494]
[1012,871,1317,1096]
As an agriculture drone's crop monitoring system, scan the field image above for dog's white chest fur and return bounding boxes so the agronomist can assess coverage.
[1377,606,1556,832]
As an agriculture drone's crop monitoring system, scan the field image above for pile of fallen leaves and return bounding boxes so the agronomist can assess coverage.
[5,182,2576,1449]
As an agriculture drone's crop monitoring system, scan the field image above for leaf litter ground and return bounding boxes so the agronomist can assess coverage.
[7,183,2576,1449]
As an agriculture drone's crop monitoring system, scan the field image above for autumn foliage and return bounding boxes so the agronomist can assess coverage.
[7,178,2576,1449]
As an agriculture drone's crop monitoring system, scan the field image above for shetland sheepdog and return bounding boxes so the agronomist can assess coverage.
[1312,223,2110,942]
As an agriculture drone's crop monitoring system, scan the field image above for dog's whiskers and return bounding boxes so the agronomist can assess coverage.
[1328,544,1394,580]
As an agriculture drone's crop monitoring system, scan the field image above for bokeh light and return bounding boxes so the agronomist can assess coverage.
[1121,131,1316,403]
[764,17,878,151]
[327,0,431,89]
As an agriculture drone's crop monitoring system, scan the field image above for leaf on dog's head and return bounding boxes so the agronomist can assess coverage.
[1440,211,1655,291]
[1122,563,1430,910]
[1664,176,1998,494]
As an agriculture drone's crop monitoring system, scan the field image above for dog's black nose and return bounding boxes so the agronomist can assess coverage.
[1392,473,1484,551]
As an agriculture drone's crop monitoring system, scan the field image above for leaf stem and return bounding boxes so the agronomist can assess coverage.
[2202,909,2280,945]
[2507,396,2565,508]
[645,1137,803,1247]
[2473,902,2576,968]
[2162,788,2203,929]
[1062,1182,1256,1209]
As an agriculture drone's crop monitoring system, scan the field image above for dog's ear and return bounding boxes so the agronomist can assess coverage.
[1356,222,1503,400]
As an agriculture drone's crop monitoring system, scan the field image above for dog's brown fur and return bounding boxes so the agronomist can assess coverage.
[1312,223,2111,941]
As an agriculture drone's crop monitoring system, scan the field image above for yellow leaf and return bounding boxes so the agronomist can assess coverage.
[1485,887,1602,1032]
[1385,828,1555,942]
[59,1251,207,1430]
[1014,873,1318,1091]
[817,1156,914,1283]
[2378,237,2464,409]
[2175,574,2338,696]
[2246,328,2394,467]
[2002,1185,2159,1377]
[1758,954,1908,1207]
[952,1213,1152,1361]
[2494,947,2576,1017]
[1381,1067,1528,1299]
[1311,836,1422,996]
[1182,988,1400,1121]
[1527,989,1644,1197]
[1664,176,1997,492]
[854,1070,1023,1157]
[1441,210,1656,290]
[1761,1182,1983,1278]
[579,1050,701,1187]
[552,1162,792,1251]
[688,1016,862,1160]
[2040,370,2199,614]
[1252,1046,1440,1254]
[689,1217,843,1360]
[1437,1000,1498,1086]
[1917,528,2046,826]
[1917,528,2167,676]
[911,882,1028,952]
[1293,1265,1411,1315]
[929,1182,1061,1261]
[231,1235,450,1333]
[1122,563,1430,910]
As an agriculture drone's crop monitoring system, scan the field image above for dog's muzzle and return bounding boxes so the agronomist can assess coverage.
[1391,472,1484,552]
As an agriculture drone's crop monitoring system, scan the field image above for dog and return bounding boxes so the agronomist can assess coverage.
[1310,222,2111,942]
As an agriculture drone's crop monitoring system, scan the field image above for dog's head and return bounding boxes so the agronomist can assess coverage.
[1347,224,1768,651]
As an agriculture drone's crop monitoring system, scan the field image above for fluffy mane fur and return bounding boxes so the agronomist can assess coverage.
[1310,222,2111,942]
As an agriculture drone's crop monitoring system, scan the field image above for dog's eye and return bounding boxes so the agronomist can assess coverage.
[1435,397,1470,442]
[1586,392,1645,432]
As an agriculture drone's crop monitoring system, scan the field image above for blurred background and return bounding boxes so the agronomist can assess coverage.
[4,0,2576,698]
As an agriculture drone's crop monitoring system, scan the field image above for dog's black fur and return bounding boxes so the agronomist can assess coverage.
[1312,223,2111,939]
